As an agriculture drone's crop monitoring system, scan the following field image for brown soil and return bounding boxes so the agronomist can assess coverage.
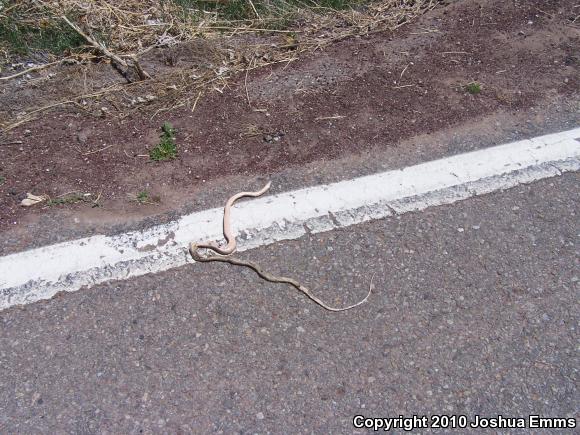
[1,0,578,248]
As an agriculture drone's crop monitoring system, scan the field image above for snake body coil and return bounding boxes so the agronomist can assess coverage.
[190,181,372,311]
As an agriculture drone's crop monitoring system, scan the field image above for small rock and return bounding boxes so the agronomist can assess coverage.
[21,193,47,207]
[77,128,91,143]
[31,392,41,406]
[263,132,285,143]
[256,412,265,420]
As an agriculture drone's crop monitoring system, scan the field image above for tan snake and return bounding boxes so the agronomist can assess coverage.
[190,182,373,312]
[195,181,272,255]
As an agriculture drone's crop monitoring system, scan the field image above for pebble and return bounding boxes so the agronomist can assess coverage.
[263,132,285,143]
[77,129,91,143]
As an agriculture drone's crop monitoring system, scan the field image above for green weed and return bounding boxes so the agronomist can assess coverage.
[46,193,86,206]
[465,82,482,94]
[0,14,84,56]
[129,189,159,204]
[136,190,150,204]
[149,122,178,161]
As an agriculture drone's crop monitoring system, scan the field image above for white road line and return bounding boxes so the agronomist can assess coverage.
[1,128,579,310]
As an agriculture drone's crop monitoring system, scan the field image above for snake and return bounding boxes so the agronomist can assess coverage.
[195,181,271,255]
[190,181,372,312]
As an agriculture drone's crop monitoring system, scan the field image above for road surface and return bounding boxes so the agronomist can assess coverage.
[1,171,578,433]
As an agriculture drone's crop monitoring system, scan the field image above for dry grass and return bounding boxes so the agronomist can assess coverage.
[1,1,439,54]
[0,0,443,131]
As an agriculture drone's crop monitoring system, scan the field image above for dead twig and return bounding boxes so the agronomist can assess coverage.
[0,140,23,146]
[61,15,150,82]
[248,0,261,20]
[82,144,114,155]
[315,115,345,121]
[0,60,61,81]
[244,56,255,109]
[1,84,122,133]
[400,63,411,80]
[190,90,203,113]
[1,117,37,134]
[199,26,300,33]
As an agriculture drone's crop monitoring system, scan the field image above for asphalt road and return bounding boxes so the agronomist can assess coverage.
[1,173,578,433]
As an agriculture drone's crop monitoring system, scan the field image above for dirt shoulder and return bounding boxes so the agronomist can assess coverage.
[1,0,578,253]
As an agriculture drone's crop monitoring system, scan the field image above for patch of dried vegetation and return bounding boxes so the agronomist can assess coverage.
[0,0,444,131]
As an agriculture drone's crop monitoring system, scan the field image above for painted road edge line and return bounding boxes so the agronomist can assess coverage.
[1,127,579,310]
